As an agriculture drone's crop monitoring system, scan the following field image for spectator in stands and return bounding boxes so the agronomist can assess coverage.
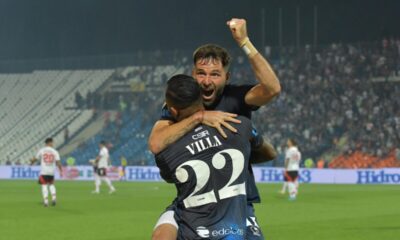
[75,91,84,108]
[64,127,69,143]
[120,155,127,181]
[86,90,93,108]
[317,159,325,169]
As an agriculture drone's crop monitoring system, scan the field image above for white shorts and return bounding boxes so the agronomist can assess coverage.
[153,210,178,230]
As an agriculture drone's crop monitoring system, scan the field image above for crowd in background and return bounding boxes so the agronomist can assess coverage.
[253,40,399,162]
[68,40,400,168]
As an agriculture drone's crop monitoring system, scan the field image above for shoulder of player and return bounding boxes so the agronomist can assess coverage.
[290,146,299,151]
[155,128,197,156]
[41,146,55,152]
[288,147,299,154]
[235,115,252,128]
[100,147,109,154]
[224,84,254,94]
[222,115,252,138]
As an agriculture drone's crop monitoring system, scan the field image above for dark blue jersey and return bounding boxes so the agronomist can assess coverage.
[160,84,262,203]
[161,84,258,121]
[156,116,253,239]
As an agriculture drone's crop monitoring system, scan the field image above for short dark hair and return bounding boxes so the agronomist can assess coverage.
[45,138,53,144]
[193,44,231,71]
[166,74,202,110]
[288,138,298,146]
[100,140,106,145]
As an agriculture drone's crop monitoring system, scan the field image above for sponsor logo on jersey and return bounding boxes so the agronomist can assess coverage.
[196,226,210,238]
[196,226,244,238]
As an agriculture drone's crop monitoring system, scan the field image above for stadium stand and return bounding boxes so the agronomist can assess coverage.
[251,41,400,168]
[0,69,113,164]
[1,40,399,168]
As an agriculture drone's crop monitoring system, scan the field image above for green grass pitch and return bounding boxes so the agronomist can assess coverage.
[0,180,399,240]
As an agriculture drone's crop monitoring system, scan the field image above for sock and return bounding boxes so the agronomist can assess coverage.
[95,176,101,192]
[42,185,49,204]
[49,184,56,201]
[288,182,297,198]
[281,182,287,193]
[103,177,115,191]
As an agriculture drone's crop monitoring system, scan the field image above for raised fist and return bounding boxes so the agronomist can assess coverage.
[226,18,248,46]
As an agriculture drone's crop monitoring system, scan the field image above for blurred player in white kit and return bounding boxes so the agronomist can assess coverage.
[92,140,116,194]
[281,138,301,200]
[30,137,63,207]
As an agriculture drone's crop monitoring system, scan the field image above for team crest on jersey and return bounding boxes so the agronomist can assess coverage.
[191,130,209,140]
[195,126,203,132]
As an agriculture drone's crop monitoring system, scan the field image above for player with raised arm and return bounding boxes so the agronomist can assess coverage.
[283,138,302,200]
[155,74,259,239]
[30,138,63,207]
[150,18,280,240]
[92,141,116,194]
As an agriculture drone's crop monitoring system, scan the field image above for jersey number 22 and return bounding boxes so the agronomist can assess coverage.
[175,149,246,208]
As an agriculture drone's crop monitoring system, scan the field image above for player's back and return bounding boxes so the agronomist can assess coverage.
[286,146,301,171]
[156,116,252,239]
[98,147,109,168]
[37,146,60,176]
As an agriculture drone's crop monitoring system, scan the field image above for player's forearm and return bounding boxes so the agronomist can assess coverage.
[250,141,277,164]
[250,53,281,94]
[148,113,202,154]
[246,53,281,106]
[56,162,63,175]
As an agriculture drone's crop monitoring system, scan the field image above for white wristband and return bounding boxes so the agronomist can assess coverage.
[240,38,258,58]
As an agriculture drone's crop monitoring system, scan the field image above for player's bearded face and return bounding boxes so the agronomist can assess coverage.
[193,58,228,107]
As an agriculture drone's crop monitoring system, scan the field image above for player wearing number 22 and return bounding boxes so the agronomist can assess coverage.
[150,18,280,240]
[155,75,259,239]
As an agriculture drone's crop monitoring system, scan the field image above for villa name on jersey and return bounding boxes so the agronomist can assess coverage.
[185,134,222,155]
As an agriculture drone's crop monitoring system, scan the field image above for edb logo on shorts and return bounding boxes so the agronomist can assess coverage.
[196,226,244,238]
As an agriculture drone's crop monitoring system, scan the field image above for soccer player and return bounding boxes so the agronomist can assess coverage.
[155,74,257,239]
[30,138,63,207]
[92,141,116,194]
[283,138,302,200]
[150,18,280,240]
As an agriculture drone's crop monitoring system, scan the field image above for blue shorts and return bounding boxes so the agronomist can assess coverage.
[157,202,265,239]
[246,203,265,240]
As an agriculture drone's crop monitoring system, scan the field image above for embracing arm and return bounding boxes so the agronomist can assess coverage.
[148,112,202,155]
[148,111,241,155]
